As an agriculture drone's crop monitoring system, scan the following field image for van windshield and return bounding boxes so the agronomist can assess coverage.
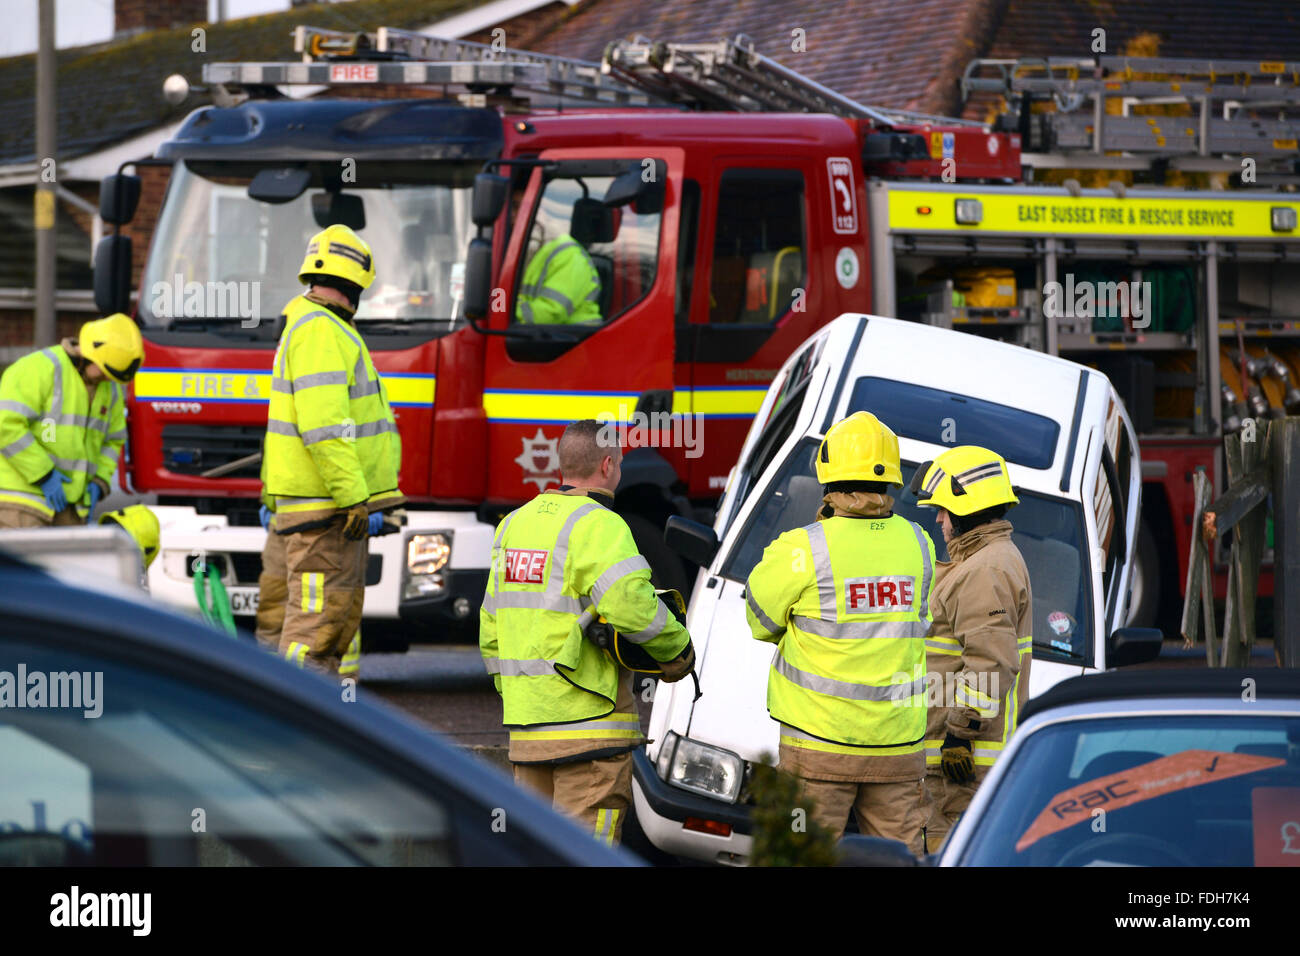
[721,438,1093,661]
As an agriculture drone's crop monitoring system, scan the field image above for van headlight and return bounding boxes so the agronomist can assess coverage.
[657,732,744,803]
[404,532,452,599]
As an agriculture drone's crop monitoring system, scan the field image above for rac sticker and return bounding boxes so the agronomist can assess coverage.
[1252,787,1300,866]
[1016,750,1284,852]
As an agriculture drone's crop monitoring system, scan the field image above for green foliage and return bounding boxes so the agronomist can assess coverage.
[748,758,839,867]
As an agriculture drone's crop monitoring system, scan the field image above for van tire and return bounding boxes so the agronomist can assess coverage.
[1127,521,1161,628]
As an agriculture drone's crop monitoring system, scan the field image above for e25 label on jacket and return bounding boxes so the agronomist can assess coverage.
[504,549,549,584]
[843,576,916,613]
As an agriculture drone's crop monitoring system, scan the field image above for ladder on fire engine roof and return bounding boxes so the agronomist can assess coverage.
[962,55,1300,177]
[200,26,987,130]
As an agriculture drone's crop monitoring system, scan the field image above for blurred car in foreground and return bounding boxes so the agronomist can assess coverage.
[0,553,633,866]
[933,669,1300,866]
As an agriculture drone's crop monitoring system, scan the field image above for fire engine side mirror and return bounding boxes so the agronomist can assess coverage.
[472,173,510,227]
[93,234,133,315]
[664,516,719,568]
[99,173,141,226]
[463,236,493,321]
[603,160,665,214]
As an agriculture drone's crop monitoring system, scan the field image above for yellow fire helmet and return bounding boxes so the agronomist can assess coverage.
[79,313,143,384]
[815,411,902,486]
[99,504,161,570]
[298,223,376,290]
[591,589,688,674]
[910,445,1019,516]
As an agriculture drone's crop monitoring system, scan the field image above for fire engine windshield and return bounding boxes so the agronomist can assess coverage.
[722,438,1094,660]
[140,161,477,332]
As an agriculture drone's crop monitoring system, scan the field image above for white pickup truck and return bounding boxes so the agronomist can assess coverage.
[632,313,1162,865]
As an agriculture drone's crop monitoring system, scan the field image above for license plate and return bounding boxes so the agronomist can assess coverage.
[228,589,259,614]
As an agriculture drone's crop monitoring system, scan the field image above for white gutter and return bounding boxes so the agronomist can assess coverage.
[419,0,580,40]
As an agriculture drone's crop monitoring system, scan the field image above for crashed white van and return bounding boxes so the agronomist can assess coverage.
[633,313,1161,865]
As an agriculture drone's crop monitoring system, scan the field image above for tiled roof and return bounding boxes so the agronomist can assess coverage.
[520,0,1002,116]
[0,0,475,165]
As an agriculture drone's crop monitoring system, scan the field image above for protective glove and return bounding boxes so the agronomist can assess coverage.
[259,505,272,530]
[84,481,102,524]
[341,502,371,541]
[940,732,975,785]
[367,512,384,536]
[40,472,72,513]
[657,640,696,683]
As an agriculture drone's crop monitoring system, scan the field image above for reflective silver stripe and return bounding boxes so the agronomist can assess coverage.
[519,300,535,322]
[48,455,93,473]
[774,656,925,702]
[277,309,333,376]
[497,658,559,677]
[484,510,519,613]
[293,370,348,390]
[266,419,300,437]
[0,489,49,506]
[0,432,35,457]
[538,241,578,286]
[591,554,650,606]
[805,521,836,620]
[483,658,501,675]
[906,520,933,621]
[41,348,62,412]
[105,429,127,442]
[521,716,642,735]
[326,313,363,350]
[99,445,121,466]
[954,462,1003,485]
[271,376,293,394]
[546,502,599,597]
[584,285,600,303]
[926,638,963,655]
[490,591,584,615]
[746,587,783,635]
[300,423,350,445]
[534,285,575,310]
[349,378,381,399]
[0,400,38,420]
[354,419,397,438]
[621,597,668,644]
[792,615,928,640]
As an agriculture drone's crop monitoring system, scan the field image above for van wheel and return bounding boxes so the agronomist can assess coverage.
[1127,521,1160,628]
[625,514,689,596]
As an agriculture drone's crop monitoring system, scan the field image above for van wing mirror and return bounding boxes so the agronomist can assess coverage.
[1107,627,1162,668]
[93,234,132,315]
[99,173,142,225]
[665,516,719,568]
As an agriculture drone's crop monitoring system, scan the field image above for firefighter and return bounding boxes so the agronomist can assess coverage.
[264,224,404,679]
[480,419,695,846]
[515,233,602,325]
[911,445,1032,851]
[0,314,140,529]
[745,411,936,854]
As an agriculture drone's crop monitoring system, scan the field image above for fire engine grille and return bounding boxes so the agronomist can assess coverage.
[162,425,263,477]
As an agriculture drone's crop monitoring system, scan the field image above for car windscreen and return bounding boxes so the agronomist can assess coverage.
[850,377,1061,470]
[956,715,1300,866]
[720,438,1093,660]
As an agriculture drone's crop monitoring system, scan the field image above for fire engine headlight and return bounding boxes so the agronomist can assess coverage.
[1271,206,1297,233]
[954,198,983,225]
[404,533,452,599]
[659,732,744,803]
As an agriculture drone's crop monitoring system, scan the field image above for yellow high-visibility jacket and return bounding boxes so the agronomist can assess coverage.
[516,235,601,325]
[265,295,404,531]
[480,488,689,762]
[0,343,126,518]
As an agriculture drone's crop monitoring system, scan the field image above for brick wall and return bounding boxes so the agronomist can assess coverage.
[114,0,207,35]
[122,164,171,291]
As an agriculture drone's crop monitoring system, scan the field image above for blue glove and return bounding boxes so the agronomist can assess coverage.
[367,511,384,536]
[40,472,72,513]
[85,482,102,524]
[259,505,272,530]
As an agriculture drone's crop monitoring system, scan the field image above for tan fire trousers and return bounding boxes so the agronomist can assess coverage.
[263,517,366,678]
[797,775,930,856]
[0,505,83,528]
[513,752,633,847]
[922,765,990,854]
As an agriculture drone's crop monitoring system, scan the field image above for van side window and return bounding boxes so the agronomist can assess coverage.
[709,169,806,325]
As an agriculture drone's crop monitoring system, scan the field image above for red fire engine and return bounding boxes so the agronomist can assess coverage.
[92,28,1300,642]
